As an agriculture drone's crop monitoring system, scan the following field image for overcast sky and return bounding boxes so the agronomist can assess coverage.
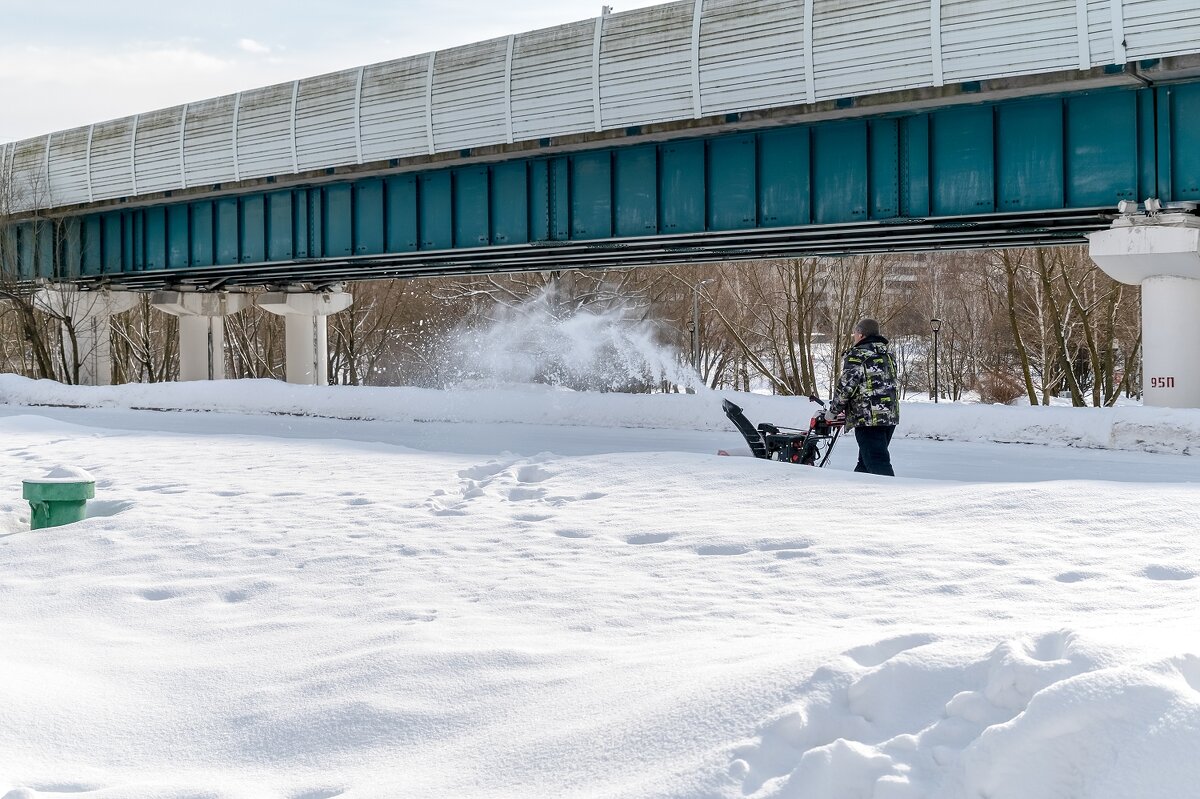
[0,1,666,143]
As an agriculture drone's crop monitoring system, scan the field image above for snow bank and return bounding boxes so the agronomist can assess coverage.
[899,401,1200,456]
[731,633,1200,798]
[3,373,1199,455]
[0,373,730,430]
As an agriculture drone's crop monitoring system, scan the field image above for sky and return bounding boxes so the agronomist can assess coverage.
[0,0,667,143]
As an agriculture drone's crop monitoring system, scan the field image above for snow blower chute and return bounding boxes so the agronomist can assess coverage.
[722,397,845,467]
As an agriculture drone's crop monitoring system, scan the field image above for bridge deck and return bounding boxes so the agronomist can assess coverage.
[4,0,1200,216]
[11,78,1190,289]
[5,2,1200,289]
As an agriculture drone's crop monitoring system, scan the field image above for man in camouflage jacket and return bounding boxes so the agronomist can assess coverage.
[827,318,899,476]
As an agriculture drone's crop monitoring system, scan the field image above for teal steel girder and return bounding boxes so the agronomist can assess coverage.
[12,81,1200,286]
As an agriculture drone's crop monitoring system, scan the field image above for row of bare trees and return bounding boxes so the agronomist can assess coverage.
[657,248,1138,406]
[0,165,1140,406]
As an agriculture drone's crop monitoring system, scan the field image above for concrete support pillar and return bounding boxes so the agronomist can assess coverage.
[150,291,248,381]
[257,290,354,385]
[1088,212,1200,408]
[34,285,139,386]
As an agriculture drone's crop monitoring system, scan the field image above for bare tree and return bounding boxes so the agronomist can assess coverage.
[327,278,474,386]
[225,295,286,380]
[995,246,1139,406]
[0,145,60,379]
[111,296,178,383]
[817,255,897,396]
[702,259,826,395]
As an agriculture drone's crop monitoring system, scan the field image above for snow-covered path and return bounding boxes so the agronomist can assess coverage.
[5,401,1198,485]
[2,380,1200,799]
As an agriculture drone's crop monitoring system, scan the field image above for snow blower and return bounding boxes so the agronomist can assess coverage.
[721,397,845,467]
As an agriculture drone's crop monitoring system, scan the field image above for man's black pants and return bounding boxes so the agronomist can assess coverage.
[853,425,896,476]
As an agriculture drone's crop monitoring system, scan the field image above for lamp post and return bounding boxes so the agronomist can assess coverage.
[692,279,715,376]
[930,318,942,403]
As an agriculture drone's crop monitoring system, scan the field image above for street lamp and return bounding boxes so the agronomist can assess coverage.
[930,318,942,403]
[692,279,715,376]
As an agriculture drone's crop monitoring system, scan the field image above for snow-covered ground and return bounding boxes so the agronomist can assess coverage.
[2,375,1200,799]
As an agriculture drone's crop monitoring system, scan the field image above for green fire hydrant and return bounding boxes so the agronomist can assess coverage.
[23,467,96,530]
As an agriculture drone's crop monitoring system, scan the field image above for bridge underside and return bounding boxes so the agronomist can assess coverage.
[9,80,1197,289]
[80,208,1106,290]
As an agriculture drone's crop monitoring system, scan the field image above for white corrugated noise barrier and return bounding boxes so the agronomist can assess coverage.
[13,0,1200,211]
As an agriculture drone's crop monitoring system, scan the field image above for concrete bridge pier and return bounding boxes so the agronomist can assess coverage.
[1088,207,1200,408]
[257,289,354,385]
[34,285,139,386]
[151,291,248,381]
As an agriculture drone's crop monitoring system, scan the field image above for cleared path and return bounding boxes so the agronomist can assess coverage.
[2,404,1196,485]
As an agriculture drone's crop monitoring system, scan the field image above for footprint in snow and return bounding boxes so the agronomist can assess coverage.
[844,632,937,667]
[1054,570,1098,583]
[137,587,180,601]
[377,608,438,624]
[757,540,813,552]
[545,491,606,506]
[425,496,468,517]
[290,789,346,799]
[85,499,134,518]
[773,549,815,560]
[458,461,511,482]
[135,483,186,493]
[625,533,672,545]
[221,581,274,604]
[1144,565,1197,581]
[1005,629,1076,663]
[695,544,751,556]
[757,540,813,559]
[513,512,554,522]
[507,486,546,502]
[516,464,553,483]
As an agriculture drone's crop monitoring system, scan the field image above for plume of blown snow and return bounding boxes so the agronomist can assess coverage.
[433,287,701,392]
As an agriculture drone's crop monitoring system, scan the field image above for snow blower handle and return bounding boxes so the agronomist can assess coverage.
[809,395,844,424]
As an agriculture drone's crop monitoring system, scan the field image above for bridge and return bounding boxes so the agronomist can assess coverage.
[3,0,1200,403]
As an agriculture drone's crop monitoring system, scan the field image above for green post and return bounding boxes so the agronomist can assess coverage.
[23,468,96,530]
